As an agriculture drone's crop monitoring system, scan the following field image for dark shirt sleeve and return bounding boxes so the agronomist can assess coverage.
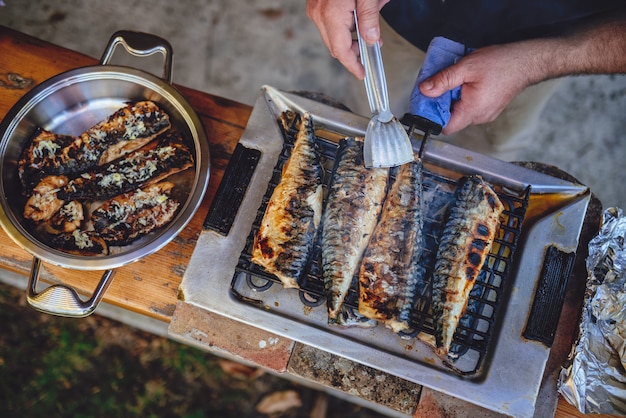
[381,0,626,51]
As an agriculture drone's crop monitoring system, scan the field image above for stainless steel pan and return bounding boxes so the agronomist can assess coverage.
[0,31,210,317]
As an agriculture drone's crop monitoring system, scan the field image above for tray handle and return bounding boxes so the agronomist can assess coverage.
[523,245,576,346]
[99,30,173,82]
[26,257,116,318]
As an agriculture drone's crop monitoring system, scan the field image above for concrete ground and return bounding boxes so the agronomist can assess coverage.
[0,1,624,207]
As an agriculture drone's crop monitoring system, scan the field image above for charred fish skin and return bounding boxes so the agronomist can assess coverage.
[18,101,170,186]
[251,112,323,289]
[58,132,193,202]
[358,157,424,333]
[322,137,389,320]
[18,129,81,189]
[50,229,109,256]
[431,175,504,356]
[91,181,180,245]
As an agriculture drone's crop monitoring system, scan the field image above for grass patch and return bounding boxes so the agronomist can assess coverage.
[0,283,386,417]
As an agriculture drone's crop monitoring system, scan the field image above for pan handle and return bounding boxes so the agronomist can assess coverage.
[26,257,116,318]
[100,30,173,82]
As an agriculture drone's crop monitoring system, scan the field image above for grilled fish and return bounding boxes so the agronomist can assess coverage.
[322,137,389,319]
[358,156,424,333]
[18,101,171,187]
[431,175,504,356]
[18,130,80,188]
[41,200,84,234]
[251,112,323,288]
[58,132,193,202]
[23,175,69,222]
[50,229,108,256]
[91,181,179,245]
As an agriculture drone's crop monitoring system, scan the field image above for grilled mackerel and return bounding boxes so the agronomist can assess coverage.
[91,181,179,245]
[432,175,504,356]
[322,137,389,319]
[23,175,69,222]
[59,132,193,202]
[18,101,171,187]
[358,156,423,333]
[42,201,84,235]
[50,229,108,256]
[251,112,323,288]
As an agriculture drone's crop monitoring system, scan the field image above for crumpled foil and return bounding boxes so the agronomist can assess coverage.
[558,207,626,415]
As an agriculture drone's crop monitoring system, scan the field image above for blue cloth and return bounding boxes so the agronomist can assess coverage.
[407,37,467,129]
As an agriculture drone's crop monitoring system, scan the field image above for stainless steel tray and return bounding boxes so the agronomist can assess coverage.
[178,86,590,417]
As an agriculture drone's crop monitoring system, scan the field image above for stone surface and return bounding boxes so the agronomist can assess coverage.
[287,343,422,416]
[413,388,504,418]
[168,302,293,372]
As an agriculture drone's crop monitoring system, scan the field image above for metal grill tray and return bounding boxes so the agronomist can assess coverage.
[179,86,591,417]
[227,110,529,376]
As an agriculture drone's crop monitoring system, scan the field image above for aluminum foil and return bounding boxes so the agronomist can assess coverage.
[558,207,626,415]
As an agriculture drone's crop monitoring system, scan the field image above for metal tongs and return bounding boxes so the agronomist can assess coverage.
[354,10,413,168]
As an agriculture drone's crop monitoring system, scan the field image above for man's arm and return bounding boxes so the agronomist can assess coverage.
[421,10,626,134]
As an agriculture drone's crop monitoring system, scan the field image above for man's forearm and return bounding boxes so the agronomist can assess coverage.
[530,9,626,83]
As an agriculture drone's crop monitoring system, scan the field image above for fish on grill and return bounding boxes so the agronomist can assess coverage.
[251,112,323,288]
[91,181,179,245]
[58,132,193,202]
[322,137,389,319]
[431,175,504,356]
[18,101,171,187]
[358,156,424,333]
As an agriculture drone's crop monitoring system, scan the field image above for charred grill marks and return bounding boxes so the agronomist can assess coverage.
[58,132,193,202]
[431,175,504,356]
[251,112,323,289]
[91,181,179,245]
[18,101,170,187]
[321,137,389,319]
[357,157,424,333]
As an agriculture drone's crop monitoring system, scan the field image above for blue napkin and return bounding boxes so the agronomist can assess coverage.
[407,37,468,130]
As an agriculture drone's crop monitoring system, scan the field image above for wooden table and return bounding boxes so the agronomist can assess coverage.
[0,26,615,418]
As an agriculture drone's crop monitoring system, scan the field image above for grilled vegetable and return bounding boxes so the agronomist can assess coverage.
[322,137,389,319]
[251,112,323,288]
[431,175,504,356]
[18,101,170,187]
[91,181,179,245]
[358,156,424,333]
[58,132,193,202]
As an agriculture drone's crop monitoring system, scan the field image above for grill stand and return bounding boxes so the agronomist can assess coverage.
[177,86,591,417]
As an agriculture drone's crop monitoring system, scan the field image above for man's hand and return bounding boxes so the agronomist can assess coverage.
[420,43,537,135]
[306,0,389,79]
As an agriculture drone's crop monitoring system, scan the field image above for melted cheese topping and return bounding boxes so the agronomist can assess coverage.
[33,140,60,158]
[72,230,93,249]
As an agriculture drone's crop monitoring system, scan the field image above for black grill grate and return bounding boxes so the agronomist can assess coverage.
[226,111,529,375]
